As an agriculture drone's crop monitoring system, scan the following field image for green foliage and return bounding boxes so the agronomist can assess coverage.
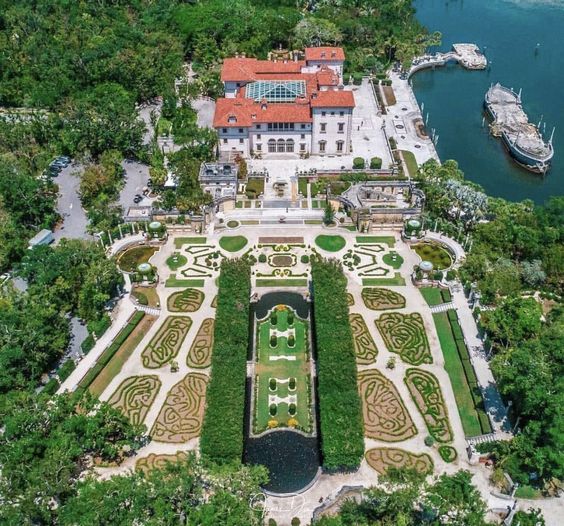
[323,202,335,225]
[312,259,364,471]
[370,156,382,169]
[315,234,346,252]
[87,315,112,339]
[200,259,250,464]
[58,359,76,383]
[353,157,365,169]
[81,334,95,354]
[219,235,248,252]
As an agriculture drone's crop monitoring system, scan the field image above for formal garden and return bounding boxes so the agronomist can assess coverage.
[151,373,208,443]
[167,288,204,312]
[361,287,406,310]
[253,306,312,434]
[365,447,433,476]
[376,312,433,365]
[116,245,159,273]
[358,369,417,442]
[413,240,453,270]
[349,313,378,364]
[187,318,214,369]
[135,452,188,474]
[141,316,192,369]
[108,375,162,426]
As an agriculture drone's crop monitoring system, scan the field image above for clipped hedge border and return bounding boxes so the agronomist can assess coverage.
[75,311,145,397]
[312,258,364,471]
[200,259,250,464]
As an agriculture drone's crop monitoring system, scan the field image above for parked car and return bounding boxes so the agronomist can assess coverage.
[133,196,142,204]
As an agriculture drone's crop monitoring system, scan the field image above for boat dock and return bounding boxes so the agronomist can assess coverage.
[485,83,554,174]
[408,43,487,77]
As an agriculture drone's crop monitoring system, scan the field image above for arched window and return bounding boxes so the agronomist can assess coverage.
[268,139,276,153]
[277,138,285,153]
[286,139,295,153]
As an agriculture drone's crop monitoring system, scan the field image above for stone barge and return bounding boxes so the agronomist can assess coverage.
[485,83,554,174]
[408,43,487,78]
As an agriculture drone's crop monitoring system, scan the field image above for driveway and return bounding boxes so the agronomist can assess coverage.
[119,160,154,211]
[53,164,92,242]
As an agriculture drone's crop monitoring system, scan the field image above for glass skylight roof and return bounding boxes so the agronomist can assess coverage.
[245,80,306,102]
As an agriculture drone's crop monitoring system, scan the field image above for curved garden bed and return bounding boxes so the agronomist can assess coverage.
[413,241,453,270]
[315,234,346,252]
[116,245,159,273]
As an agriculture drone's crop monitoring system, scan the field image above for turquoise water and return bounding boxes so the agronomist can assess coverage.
[412,0,564,203]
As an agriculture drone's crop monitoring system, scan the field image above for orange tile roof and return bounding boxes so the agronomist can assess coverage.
[221,57,305,82]
[310,90,355,108]
[305,47,345,61]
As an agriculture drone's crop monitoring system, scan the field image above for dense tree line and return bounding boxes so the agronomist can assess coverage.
[312,258,364,471]
[200,259,251,464]
[416,160,563,486]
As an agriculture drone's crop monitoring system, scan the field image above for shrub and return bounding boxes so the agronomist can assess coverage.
[478,410,492,434]
[438,445,458,463]
[43,377,60,396]
[447,309,458,323]
[289,403,297,416]
[433,271,443,281]
[291,518,301,526]
[300,254,310,264]
[270,312,277,325]
[289,377,296,390]
[386,356,396,369]
[287,311,294,325]
[352,72,363,85]
[446,269,457,281]
[258,253,267,263]
[87,314,111,338]
[312,258,364,471]
[81,334,95,354]
[288,334,295,347]
[353,157,365,169]
[441,289,452,303]
[270,334,277,347]
[269,378,277,391]
[269,404,277,416]
[58,359,76,382]
[268,520,277,526]
[424,435,435,447]
[388,137,397,150]
[370,156,382,169]
[134,291,148,305]
[200,260,251,464]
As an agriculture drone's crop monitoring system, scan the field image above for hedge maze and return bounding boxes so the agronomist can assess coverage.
[361,287,406,311]
[346,293,355,306]
[365,448,434,476]
[187,318,214,369]
[141,316,192,368]
[349,313,378,364]
[167,288,204,312]
[136,451,188,473]
[404,368,453,443]
[108,375,161,426]
[438,445,458,463]
[376,312,433,365]
[358,369,417,442]
[151,373,208,443]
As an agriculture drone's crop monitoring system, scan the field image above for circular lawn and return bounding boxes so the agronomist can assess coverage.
[219,235,248,252]
[315,234,346,252]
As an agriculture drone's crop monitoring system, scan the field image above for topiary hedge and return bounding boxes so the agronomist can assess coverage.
[353,157,365,169]
[312,258,364,471]
[200,259,250,464]
[370,156,382,169]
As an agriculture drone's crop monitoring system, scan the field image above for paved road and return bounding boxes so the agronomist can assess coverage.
[119,160,154,211]
[191,97,215,128]
[53,164,92,242]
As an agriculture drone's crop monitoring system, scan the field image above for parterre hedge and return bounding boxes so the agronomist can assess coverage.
[312,258,364,471]
[200,259,250,464]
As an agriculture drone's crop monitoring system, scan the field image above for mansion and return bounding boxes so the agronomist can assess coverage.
[213,47,355,159]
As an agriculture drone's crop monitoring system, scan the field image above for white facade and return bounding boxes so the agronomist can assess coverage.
[311,107,353,156]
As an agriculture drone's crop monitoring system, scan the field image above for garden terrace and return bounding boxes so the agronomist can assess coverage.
[349,313,378,364]
[413,241,453,270]
[361,287,406,310]
[254,306,312,434]
[358,369,417,442]
[187,319,214,369]
[404,368,454,443]
[141,316,192,369]
[200,259,251,464]
[116,245,159,273]
[311,259,364,471]
[376,312,433,365]
[108,375,162,426]
[365,448,433,476]
[151,373,208,443]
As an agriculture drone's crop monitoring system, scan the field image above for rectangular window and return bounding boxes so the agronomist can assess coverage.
[223,138,228,144]
[338,122,345,133]
[320,123,327,133]
[256,124,261,129]
[331,111,335,116]
[301,124,306,129]
[239,138,244,144]
[337,141,344,152]
[289,123,294,130]
[256,144,262,151]
[239,128,244,133]
[319,141,326,153]
[268,123,273,130]
[339,111,345,117]
[300,143,306,151]
[321,111,326,117]
[222,128,227,133]
[257,134,261,140]
[301,134,305,139]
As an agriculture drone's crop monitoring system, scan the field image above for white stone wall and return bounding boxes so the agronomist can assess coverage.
[223,81,245,98]
[250,128,312,156]
[218,127,250,156]
[311,107,353,155]
[303,60,344,81]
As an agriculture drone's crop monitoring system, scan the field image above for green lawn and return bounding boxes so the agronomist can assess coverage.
[362,273,405,286]
[174,237,206,249]
[419,287,444,307]
[117,246,158,272]
[315,234,346,252]
[413,242,452,270]
[256,279,308,287]
[165,275,205,287]
[356,235,395,247]
[432,312,482,437]
[382,251,403,269]
[219,235,248,252]
[304,219,322,225]
[400,150,418,177]
[166,252,187,270]
[255,308,311,432]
